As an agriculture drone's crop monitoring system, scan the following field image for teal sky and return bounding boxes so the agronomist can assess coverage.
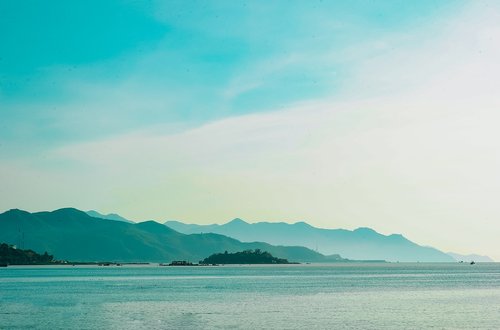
[2,1,500,259]
[1,0,455,144]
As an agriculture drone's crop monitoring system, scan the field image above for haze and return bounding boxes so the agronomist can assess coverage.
[1,1,499,260]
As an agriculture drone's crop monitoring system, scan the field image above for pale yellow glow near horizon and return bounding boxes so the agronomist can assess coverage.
[1,3,500,260]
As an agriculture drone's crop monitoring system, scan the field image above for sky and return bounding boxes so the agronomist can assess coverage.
[1,0,500,260]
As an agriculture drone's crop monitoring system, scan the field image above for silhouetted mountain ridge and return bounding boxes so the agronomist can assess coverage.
[165,218,454,262]
[0,208,343,263]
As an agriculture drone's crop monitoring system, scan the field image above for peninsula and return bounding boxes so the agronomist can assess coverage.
[0,243,54,266]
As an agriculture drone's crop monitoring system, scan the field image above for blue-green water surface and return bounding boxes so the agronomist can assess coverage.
[1,263,499,329]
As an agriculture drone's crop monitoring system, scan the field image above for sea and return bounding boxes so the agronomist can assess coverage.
[1,263,499,329]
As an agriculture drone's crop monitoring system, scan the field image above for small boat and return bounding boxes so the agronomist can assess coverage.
[470,261,475,265]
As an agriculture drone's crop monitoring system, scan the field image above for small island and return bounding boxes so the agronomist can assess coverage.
[200,249,295,265]
[162,260,195,266]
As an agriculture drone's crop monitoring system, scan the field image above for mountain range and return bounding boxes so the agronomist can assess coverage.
[165,219,455,262]
[0,208,342,263]
[2,207,488,263]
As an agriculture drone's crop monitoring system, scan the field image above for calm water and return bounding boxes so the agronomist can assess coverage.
[1,263,499,329]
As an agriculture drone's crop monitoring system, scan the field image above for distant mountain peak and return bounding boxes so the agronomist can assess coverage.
[293,221,312,228]
[52,208,90,217]
[388,233,405,240]
[136,220,178,234]
[353,227,377,234]
[227,218,248,225]
[164,220,183,225]
[54,207,85,212]
[1,209,33,220]
[5,208,29,214]
[86,210,134,223]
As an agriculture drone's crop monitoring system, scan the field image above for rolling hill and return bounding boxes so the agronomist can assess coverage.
[0,208,343,263]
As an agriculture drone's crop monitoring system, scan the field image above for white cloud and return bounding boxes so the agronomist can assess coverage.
[3,2,500,259]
